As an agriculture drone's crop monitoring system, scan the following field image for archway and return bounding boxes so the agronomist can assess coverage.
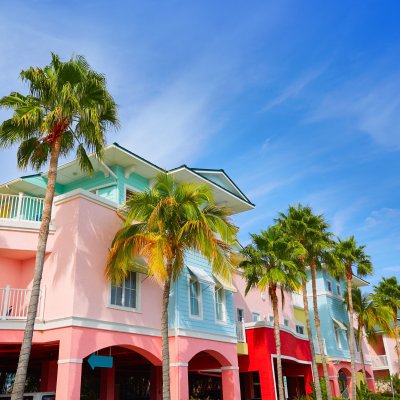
[81,345,161,400]
[338,368,351,399]
[188,351,223,400]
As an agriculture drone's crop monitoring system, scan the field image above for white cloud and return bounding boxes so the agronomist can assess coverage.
[364,207,400,229]
[310,72,400,150]
[262,66,326,111]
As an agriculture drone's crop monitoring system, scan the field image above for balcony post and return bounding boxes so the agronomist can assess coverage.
[16,192,24,221]
[1,285,10,320]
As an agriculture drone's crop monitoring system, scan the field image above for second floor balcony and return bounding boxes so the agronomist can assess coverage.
[371,355,389,370]
[0,193,44,225]
[0,286,45,322]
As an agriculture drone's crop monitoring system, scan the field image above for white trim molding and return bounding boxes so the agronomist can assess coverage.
[221,366,239,371]
[170,362,188,367]
[58,358,83,364]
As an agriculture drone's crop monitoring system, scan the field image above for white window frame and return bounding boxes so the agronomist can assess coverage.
[252,312,261,322]
[237,308,245,322]
[108,271,141,313]
[124,184,140,203]
[295,323,305,335]
[334,321,342,349]
[188,276,203,320]
[89,183,116,196]
[327,280,332,293]
[214,286,227,323]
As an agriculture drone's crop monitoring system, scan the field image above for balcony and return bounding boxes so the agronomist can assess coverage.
[0,193,44,224]
[371,355,389,370]
[292,292,304,309]
[0,286,45,321]
[313,338,327,354]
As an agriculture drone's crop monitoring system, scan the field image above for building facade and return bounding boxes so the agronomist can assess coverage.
[0,143,394,399]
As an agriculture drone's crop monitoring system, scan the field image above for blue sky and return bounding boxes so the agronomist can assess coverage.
[0,1,399,286]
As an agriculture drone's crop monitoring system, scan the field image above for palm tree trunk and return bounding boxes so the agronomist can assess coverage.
[394,309,400,369]
[161,261,173,400]
[12,136,62,400]
[346,271,357,400]
[358,325,367,385]
[302,280,323,400]
[310,263,333,400]
[271,288,285,400]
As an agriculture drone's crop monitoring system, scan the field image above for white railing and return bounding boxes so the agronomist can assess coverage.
[0,193,44,222]
[0,286,45,320]
[371,355,388,369]
[313,338,327,354]
[236,320,246,343]
[292,292,304,308]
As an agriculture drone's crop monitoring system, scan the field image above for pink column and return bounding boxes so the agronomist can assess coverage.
[170,364,189,400]
[100,366,115,400]
[55,360,82,399]
[221,367,240,400]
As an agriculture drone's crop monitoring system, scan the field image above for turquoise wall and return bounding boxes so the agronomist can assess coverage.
[307,270,352,359]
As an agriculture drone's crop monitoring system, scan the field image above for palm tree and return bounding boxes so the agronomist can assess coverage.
[277,204,333,400]
[373,277,400,367]
[331,236,373,400]
[240,225,306,400]
[106,173,237,400]
[0,53,118,400]
[344,287,393,383]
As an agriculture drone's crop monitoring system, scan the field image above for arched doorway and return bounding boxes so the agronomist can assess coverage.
[338,369,350,399]
[81,345,161,400]
[188,351,225,400]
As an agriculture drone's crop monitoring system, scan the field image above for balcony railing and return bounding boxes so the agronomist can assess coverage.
[236,320,246,343]
[292,292,304,308]
[0,286,45,321]
[371,355,389,369]
[0,193,44,223]
[313,338,327,354]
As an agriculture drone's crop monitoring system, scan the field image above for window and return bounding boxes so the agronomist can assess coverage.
[252,312,261,322]
[336,284,341,296]
[269,315,274,323]
[354,329,360,352]
[327,280,332,293]
[296,324,305,335]
[189,277,201,318]
[215,287,226,322]
[237,308,245,322]
[284,318,289,327]
[110,271,138,309]
[334,322,342,349]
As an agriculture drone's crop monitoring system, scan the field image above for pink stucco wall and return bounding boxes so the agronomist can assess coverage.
[26,193,164,328]
[233,272,296,329]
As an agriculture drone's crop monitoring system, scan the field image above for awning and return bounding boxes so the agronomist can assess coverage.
[213,273,237,292]
[187,265,215,286]
[332,317,348,331]
[129,257,148,274]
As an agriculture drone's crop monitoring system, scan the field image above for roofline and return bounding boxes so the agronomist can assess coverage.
[352,275,370,286]
[168,165,255,208]
[112,143,166,173]
[192,167,253,204]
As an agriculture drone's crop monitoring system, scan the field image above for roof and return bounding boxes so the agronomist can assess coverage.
[0,142,254,213]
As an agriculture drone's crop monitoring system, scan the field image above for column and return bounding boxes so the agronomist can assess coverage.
[55,359,82,399]
[259,366,276,399]
[100,366,115,400]
[170,363,189,400]
[221,366,240,400]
